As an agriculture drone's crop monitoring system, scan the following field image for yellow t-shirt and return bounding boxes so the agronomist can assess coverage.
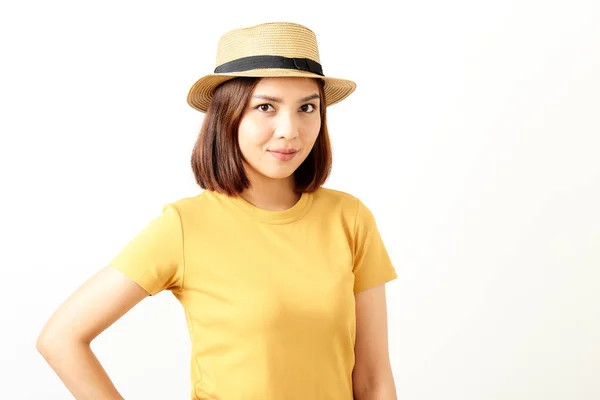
[109,187,397,399]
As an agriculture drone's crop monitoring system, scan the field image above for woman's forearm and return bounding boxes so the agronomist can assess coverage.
[37,339,124,400]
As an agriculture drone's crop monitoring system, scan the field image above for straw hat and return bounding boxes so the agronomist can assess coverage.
[186,22,357,113]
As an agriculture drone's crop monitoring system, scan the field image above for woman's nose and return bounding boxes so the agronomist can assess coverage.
[274,112,299,139]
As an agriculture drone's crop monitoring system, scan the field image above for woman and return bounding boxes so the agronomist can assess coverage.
[37,21,398,399]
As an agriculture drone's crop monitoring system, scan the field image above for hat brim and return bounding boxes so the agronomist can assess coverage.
[186,69,356,113]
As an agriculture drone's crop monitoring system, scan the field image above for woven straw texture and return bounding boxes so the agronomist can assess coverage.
[187,22,356,113]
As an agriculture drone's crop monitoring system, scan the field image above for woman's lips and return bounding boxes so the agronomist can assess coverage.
[268,150,298,161]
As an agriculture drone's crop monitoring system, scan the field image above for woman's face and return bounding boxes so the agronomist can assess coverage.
[237,77,322,182]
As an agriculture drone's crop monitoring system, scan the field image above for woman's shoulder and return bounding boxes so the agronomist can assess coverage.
[315,187,382,222]
[314,186,361,213]
[316,186,356,200]
[161,190,215,215]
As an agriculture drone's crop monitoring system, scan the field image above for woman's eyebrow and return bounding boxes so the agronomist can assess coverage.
[252,93,320,103]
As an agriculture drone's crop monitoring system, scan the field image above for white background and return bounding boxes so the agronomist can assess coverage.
[1,0,599,399]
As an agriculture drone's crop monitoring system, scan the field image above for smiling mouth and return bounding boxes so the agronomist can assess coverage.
[269,149,298,154]
[268,150,298,161]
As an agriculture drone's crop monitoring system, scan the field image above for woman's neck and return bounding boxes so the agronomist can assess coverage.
[239,167,301,212]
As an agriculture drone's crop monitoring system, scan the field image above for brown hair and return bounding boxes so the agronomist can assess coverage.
[191,77,332,196]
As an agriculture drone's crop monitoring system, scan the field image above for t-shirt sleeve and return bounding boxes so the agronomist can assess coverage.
[108,203,185,296]
[352,198,397,293]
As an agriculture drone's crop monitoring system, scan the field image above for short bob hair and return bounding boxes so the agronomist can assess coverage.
[191,77,332,196]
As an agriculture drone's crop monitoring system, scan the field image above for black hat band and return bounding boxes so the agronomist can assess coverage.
[214,55,324,76]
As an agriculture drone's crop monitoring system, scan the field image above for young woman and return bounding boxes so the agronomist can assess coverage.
[37,22,398,400]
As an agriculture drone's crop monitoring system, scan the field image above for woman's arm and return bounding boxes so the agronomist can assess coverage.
[353,283,397,400]
[36,265,149,399]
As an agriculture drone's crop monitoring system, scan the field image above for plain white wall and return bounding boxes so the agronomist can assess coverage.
[1,0,598,399]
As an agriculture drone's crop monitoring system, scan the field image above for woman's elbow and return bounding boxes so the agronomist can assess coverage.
[36,327,84,358]
[37,330,61,358]
[353,367,398,400]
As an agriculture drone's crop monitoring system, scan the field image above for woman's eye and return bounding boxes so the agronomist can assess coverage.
[257,104,274,112]
[301,104,316,113]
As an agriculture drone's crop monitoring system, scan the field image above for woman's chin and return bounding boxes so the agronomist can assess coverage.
[264,171,295,180]
[259,166,297,180]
